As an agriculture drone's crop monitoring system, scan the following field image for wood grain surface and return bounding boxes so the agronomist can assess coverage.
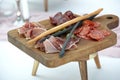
[7,14,119,68]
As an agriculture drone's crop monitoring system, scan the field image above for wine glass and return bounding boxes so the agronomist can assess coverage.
[0,0,17,40]
[13,0,24,26]
[0,0,16,17]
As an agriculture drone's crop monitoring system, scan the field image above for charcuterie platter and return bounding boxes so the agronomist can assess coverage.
[7,9,119,67]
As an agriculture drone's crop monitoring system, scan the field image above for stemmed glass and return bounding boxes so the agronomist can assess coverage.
[0,0,17,40]
[0,0,29,27]
[0,0,15,17]
[16,0,22,21]
[14,0,24,26]
[14,0,30,26]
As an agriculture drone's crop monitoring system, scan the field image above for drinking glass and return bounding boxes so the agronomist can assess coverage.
[0,0,16,17]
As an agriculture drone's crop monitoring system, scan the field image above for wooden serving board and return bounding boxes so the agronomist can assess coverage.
[8,14,119,68]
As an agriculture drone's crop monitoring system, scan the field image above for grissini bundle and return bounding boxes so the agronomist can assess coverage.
[27,8,103,45]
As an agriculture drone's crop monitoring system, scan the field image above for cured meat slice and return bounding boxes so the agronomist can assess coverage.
[44,39,60,53]
[57,15,70,25]
[30,28,46,39]
[50,11,76,26]
[74,20,110,41]
[49,36,64,50]
[18,22,46,39]
[35,36,80,53]
[35,36,62,53]
[82,20,100,28]
[74,26,91,39]
[49,12,63,25]
[24,28,46,40]
[64,10,76,20]
[74,26,82,34]
[24,29,33,40]
[65,38,80,49]
[87,29,110,41]
[78,26,91,36]
[35,42,45,52]
[87,29,105,41]
[18,22,35,35]
[101,29,111,36]
[49,36,80,51]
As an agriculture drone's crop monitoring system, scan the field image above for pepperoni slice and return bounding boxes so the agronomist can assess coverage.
[87,29,105,41]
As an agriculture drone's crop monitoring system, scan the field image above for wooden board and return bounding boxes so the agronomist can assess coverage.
[7,14,119,68]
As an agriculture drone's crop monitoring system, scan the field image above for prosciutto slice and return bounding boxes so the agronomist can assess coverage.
[18,22,35,35]
[27,27,46,39]
[44,39,60,53]
[18,22,46,39]
[35,36,80,53]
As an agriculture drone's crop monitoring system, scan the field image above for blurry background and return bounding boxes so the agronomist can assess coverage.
[0,0,120,40]
[0,0,120,80]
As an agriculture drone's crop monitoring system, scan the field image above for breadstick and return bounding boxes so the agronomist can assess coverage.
[27,8,103,45]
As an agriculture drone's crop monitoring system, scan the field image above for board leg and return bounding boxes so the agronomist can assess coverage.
[32,60,39,76]
[94,54,101,69]
[78,61,88,80]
